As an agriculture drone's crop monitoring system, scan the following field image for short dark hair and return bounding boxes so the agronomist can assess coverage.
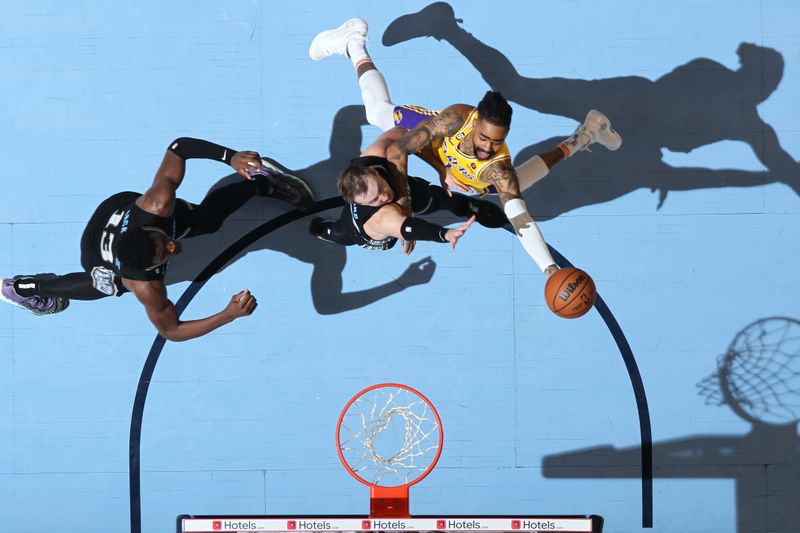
[476,91,512,128]
[338,164,373,203]
[116,227,159,271]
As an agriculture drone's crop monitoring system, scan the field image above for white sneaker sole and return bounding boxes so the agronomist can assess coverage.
[309,17,368,60]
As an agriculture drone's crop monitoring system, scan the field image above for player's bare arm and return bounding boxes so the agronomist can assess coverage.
[361,127,414,208]
[363,204,408,241]
[482,160,523,204]
[136,138,262,217]
[417,144,461,193]
[364,204,475,253]
[387,104,472,177]
[125,278,257,342]
[482,161,558,276]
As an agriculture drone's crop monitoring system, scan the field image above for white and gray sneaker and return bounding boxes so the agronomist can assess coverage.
[561,110,622,156]
[309,17,368,60]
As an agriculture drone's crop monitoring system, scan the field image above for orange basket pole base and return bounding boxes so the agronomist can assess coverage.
[370,485,410,518]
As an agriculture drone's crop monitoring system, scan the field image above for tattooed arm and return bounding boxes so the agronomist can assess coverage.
[386,104,472,178]
[481,160,523,204]
[484,160,558,276]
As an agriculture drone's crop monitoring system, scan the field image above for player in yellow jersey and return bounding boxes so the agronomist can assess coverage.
[309,18,621,276]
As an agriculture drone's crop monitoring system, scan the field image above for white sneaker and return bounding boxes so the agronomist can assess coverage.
[309,17,368,61]
[564,110,622,154]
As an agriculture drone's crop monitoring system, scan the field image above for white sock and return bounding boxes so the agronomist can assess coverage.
[515,155,550,192]
[358,69,396,132]
[503,198,556,273]
[347,39,371,69]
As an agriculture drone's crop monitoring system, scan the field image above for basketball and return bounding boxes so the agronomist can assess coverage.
[544,267,597,319]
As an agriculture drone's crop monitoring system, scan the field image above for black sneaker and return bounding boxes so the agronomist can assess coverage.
[308,217,338,244]
[246,158,315,212]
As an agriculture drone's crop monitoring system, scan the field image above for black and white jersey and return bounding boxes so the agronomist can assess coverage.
[348,202,398,251]
[346,155,411,251]
[80,192,179,295]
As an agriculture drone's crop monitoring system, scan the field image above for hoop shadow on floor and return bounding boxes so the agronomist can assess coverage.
[542,317,800,533]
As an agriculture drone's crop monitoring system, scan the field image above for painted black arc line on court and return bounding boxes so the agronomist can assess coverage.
[128,198,652,533]
[546,245,653,528]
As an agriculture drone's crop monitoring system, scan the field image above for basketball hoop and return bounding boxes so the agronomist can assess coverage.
[336,383,443,518]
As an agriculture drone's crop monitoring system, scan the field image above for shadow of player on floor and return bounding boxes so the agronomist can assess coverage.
[165,105,436,315]
[382,3,800,220]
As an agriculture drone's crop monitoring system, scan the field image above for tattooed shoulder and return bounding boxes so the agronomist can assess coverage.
[426,105,470,136]
[393,104,470,155]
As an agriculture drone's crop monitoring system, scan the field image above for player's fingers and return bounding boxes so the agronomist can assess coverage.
[461,215,477,230]
[235,289,251,305]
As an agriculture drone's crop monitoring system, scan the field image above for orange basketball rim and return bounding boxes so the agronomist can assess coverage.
[336,383,444,518]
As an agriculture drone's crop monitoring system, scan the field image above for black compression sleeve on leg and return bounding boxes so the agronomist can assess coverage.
[168,137,236,165]
[37,272,110,300]
[399,217,449,243]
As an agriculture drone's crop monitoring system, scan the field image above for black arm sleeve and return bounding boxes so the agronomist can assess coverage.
[399,216,448,243]
[168,137,236,165]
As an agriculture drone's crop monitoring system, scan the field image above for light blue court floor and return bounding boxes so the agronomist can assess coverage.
[2,1,799,532]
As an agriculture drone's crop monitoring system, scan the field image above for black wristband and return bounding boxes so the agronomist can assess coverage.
[168,137,235,165]
[400,216,448,243]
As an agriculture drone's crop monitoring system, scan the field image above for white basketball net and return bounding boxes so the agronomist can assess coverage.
[338,386,441,487]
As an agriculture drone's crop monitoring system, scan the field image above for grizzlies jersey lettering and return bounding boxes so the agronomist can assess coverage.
[349,202,397,251]
[434,109,511,194]
[80,192,179,295]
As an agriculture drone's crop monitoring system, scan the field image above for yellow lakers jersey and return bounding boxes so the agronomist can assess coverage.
[434,109,511,194]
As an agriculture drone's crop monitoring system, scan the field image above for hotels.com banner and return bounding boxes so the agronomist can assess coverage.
[180,517,594,532]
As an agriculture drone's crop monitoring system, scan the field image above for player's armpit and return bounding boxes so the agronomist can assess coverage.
[482,161,522,204]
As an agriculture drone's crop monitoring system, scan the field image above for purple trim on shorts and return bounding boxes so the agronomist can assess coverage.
[393,105,434,130]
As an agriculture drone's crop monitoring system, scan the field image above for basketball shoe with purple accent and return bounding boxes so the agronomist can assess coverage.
[1,275,70,316]
[245,158,315,212]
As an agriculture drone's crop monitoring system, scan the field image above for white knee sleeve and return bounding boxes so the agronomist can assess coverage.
[515,155,550,192]
[503,198,556,273]
[358,69,396,132]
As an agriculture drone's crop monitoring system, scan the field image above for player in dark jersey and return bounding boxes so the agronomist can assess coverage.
[309,127,506,253]
[1,137,314,342]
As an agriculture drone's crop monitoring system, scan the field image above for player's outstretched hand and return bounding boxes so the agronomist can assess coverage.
[444,215,476,249]
[225,289,258,320]
[231,151,263,179]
